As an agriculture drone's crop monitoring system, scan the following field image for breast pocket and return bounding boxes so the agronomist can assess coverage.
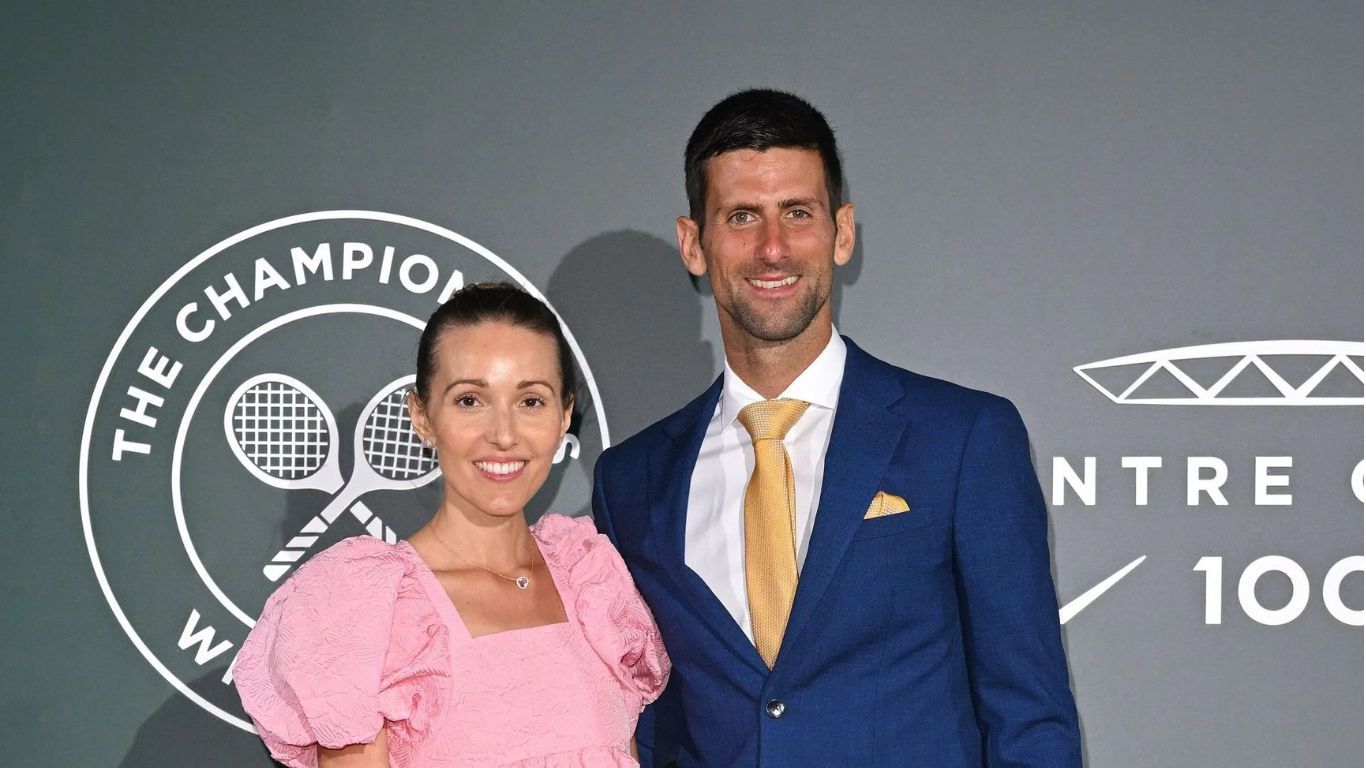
[851,504,933,541]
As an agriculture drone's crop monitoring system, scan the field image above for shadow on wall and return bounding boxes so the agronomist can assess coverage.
[547,230,715,441]
[119,668,279,768]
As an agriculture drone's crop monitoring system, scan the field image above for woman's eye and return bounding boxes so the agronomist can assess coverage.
[455,394,479,407]
[521,396,546,408]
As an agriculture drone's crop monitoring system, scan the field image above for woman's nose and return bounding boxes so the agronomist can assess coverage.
[486,407,518,448]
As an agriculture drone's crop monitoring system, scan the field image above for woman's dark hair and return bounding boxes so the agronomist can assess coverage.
[413,282,576,408]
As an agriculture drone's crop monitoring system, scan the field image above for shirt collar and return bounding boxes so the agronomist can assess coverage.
[719,329,847,427]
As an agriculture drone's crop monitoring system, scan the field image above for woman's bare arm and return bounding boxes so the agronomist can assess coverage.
[318,724,389,768]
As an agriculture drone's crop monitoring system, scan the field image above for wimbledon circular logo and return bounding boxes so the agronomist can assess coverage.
[79,211,608,731]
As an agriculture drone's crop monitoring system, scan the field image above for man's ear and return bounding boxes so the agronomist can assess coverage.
[833,202,856,266]
[676,216,707,277]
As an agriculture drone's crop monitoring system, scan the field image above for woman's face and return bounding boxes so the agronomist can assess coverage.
[409,321,571,522]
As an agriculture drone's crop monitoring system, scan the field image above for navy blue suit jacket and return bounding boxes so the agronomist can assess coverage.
[593,339,1082,767]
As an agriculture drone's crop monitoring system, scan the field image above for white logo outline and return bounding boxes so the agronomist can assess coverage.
[80,211,610,733]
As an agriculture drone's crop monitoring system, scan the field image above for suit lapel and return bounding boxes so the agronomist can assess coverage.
[779,340,910,660]
[650,376,769,675]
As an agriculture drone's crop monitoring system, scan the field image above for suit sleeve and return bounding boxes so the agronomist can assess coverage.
[592,451,620,544]
[952,397,1083,767]
[592,451,659,767]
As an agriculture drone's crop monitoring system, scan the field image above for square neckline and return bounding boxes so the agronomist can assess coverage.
[398,537,573,641]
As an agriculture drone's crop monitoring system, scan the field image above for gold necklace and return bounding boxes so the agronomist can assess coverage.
[428,526,531,590]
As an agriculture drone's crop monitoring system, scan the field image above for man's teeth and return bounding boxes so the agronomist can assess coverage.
[475,461,526,475]
[749,276,798,289]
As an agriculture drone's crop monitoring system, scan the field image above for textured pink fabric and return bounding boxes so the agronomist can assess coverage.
[235,514,669,768]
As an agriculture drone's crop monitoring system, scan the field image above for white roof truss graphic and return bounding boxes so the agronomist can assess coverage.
[1074,340,1366,406]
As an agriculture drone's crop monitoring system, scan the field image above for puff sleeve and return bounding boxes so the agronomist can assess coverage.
[534,515,670,711]
[233,537,451,768]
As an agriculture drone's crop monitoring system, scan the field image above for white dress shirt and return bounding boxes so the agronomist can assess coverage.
[684,330,847,642]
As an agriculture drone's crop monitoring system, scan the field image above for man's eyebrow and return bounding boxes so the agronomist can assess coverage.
[442,378,488,395]
[713,200,760,215]
[712,197,823,216]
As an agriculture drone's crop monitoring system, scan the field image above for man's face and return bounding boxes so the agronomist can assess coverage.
[677,147,855,346]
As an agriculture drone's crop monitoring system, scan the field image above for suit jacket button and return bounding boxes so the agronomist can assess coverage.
[765,699,785,719]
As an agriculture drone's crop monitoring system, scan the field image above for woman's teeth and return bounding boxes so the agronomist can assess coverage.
[474,461,525,475]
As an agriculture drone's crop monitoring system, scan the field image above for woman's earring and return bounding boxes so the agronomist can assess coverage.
[423,438,435,450]
[553,433,578,463]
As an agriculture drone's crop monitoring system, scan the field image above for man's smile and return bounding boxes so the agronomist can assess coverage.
[746,275,800,292]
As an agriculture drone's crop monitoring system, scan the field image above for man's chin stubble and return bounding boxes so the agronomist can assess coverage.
[723,292,827,344]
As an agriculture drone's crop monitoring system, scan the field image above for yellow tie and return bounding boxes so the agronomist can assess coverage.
[738,398,811,668]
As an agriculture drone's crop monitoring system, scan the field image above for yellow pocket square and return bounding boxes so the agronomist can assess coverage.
[863,491,910,519]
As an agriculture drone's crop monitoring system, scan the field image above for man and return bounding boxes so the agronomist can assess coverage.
[593,89,1082,767]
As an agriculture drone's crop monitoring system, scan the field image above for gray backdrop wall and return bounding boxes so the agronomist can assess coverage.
[5,2,1362,766]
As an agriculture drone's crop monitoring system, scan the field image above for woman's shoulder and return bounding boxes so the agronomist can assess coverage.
[530,513,617,573]
[258,536,431,625]
[531,515,670,704]
[236,536,452,766]
[529,512,596,537]
[528,514,633,623]
[296,534,417,573]
[530,512,596,546]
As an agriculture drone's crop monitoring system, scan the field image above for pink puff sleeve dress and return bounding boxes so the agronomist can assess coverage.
[233,514,670,768]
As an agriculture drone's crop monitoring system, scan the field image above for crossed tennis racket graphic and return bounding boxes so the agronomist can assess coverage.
[224,373,442,581]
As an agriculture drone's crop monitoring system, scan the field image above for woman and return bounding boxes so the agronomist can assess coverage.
[234,282,669,767]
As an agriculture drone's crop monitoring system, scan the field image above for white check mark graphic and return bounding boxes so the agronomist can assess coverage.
[1059,556,1146,625]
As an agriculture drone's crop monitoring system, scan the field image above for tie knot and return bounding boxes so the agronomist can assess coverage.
[738,398,811,443]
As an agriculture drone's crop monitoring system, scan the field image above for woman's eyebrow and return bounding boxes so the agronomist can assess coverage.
[442,378,488,395]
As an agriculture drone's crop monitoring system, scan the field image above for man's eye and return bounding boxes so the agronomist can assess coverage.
[788,208,813,219]
[728,211,756,224]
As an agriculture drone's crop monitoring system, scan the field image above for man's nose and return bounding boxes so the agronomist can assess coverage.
[755,218,787,263]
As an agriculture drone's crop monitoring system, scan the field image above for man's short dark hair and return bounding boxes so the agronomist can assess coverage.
[684,88,843,227]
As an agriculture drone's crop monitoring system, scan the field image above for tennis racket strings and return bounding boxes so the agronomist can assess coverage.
[230,378,332,482]
[225,374,421,581]
[361,387,438,481]
[256,376,440,580]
